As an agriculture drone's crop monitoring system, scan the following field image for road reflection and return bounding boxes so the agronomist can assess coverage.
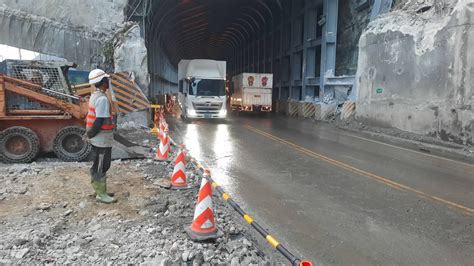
[183,122,237,195]
[183,124,202,161]
[212,124,235,191]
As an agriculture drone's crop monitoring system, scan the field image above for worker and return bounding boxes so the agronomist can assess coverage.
[85,69,117,204]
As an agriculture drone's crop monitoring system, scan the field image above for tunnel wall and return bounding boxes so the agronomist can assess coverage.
[356,0,474,145]
[148,43,178,98]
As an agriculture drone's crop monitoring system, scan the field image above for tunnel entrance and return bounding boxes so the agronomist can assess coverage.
[137,0,348,102]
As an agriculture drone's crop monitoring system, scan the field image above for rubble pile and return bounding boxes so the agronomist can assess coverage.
[0,130,282,264]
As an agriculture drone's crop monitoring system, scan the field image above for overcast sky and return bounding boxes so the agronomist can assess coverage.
[0,44,38,61]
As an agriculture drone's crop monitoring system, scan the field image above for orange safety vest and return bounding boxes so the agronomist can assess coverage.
[86,93,114,131]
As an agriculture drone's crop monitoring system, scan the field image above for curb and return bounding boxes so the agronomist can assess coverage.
[336,126,474,164]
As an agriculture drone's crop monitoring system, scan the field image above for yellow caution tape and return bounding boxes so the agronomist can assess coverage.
[266,235,280,248]
[243,214,254,224]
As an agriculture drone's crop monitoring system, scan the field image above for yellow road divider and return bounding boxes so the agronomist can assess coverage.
[244,125,474,216]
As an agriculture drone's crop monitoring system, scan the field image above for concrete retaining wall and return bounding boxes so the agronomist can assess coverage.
[356,1,473,145]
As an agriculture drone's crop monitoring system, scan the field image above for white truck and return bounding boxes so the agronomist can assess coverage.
[231,73,273,112]
[177,59,227,119]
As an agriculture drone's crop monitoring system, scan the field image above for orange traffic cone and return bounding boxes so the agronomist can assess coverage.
[170,147,192,189]
[185,172,222,241]
[159,120,168,138]
[155,131,170,161]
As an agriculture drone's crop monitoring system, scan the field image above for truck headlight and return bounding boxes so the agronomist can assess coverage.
[219,110,227,117]
[188,110,197,117]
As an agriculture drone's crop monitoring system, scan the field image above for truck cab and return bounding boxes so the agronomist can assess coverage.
[178,59,227,119]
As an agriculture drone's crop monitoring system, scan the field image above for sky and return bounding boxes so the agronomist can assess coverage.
[0,44,38,61]
[0,44,66,61]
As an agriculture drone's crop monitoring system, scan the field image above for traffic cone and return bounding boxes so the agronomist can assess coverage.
[155,131,170,161]
[185,172,222,241]
[170,147,192,189]
[159,119,168,138]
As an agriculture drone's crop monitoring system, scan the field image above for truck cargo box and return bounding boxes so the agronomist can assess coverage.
[231,73,273,112]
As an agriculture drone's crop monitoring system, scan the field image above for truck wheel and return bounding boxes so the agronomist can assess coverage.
[0,126,40,163]
[53,126,92,162]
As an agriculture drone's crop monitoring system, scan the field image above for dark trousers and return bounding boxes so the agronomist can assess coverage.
[90,146,112,180]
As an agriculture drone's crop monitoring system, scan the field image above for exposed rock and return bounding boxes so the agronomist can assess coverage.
[14,248,29,259]
[35,202,51,211]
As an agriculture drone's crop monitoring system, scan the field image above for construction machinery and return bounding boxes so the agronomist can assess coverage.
[0,60,150,163]
[0,60,90,163]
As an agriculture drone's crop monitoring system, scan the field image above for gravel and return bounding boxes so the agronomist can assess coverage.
[0,129,285,264]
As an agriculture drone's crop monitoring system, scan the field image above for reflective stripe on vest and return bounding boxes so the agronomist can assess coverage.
[86,96,114,131]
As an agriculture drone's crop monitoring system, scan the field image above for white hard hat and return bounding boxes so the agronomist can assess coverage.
[88,69,110,85]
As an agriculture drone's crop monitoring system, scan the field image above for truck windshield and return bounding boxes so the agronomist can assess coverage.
[189,79,226,96]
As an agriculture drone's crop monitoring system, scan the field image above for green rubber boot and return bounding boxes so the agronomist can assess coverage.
[91,178,117,204]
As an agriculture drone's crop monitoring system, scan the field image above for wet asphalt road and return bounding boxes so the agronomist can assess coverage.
[168,113,474,265]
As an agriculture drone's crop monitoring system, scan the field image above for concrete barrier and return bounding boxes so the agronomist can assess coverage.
[298,102,316,119]
[314,103,337,121]
[341,101,356,120]
[287,100,299,117]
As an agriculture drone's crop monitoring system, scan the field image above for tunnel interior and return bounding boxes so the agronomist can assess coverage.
[141,0,343,101]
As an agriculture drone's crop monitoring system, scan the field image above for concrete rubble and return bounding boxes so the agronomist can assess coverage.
[0,129,284,265]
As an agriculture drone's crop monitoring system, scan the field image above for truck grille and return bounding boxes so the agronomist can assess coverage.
[193,102,223,114]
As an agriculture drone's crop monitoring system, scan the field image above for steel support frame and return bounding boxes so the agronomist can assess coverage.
[229,0,338,102]
[320,0,339,98]
[146,0,340,100]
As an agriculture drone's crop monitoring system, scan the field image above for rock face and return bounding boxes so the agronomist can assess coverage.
[114,24,150,95]
[0,0,128,68]
[356,0,474,145]
[0,0,127,32]
[113,24,151,129]
[113,25,153,129]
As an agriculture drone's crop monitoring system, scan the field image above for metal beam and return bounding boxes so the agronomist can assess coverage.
[320,0,339,97]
